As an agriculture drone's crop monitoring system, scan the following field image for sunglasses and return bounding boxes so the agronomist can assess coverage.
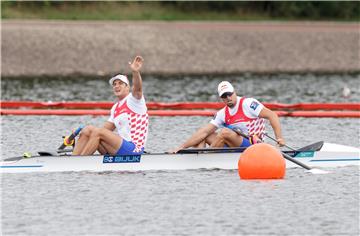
[220,92,234,99]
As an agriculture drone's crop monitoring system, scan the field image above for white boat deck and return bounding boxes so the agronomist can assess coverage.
[1,142,359,173]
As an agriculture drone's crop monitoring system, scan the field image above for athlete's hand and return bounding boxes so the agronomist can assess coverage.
[129,56,144,72]
[277,137,285,147]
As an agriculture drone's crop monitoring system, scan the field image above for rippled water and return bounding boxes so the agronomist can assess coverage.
[2,167,359,236]
[1,74,360,235]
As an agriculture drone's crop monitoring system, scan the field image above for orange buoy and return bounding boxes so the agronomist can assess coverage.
[238,143,286,179]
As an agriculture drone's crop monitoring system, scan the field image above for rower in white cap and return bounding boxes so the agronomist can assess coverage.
[171,81,285,153]
[73,56,149,156]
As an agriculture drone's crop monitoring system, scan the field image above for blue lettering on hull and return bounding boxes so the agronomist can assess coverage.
[103,155,141,163]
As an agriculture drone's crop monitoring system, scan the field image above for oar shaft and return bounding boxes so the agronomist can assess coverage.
[57,149,73,154]
[231,127,313,171]
[263,133,296,151]
[178,147,247,154]
[281,151,311,170]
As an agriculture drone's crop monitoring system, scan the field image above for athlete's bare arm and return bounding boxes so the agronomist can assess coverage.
[129,56,144,100]
[259,107,285,146]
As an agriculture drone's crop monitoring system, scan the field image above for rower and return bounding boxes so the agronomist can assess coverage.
[72,56,149,156]
[171,81,285,153]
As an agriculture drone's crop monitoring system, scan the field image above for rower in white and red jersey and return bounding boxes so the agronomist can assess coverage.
[73,56,149,156]
[171,81,285,153]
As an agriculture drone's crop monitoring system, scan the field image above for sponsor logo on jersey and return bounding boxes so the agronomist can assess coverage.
[250,101,259,111]
[226,118,246,124]
[103,154,141,163]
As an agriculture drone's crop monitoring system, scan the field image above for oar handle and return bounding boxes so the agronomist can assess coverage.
[58,125,84,150]
[231,127,313,171]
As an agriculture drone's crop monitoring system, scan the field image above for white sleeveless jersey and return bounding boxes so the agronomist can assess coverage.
[211,96,266,138]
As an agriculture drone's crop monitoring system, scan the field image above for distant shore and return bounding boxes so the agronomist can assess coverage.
[2,20,359,77]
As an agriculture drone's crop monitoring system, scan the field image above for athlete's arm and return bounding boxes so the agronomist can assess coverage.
[171,123,217,153]
[129,56,144,100]
[258,107,285,146]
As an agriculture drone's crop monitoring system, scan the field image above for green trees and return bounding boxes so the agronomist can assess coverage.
[163,1,359,20]
[2,1,359,21]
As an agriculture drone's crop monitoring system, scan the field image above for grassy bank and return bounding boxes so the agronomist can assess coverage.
[1,2,273,21]
[2,2,359,21]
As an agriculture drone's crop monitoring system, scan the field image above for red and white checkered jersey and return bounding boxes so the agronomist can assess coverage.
[108,94,149,150]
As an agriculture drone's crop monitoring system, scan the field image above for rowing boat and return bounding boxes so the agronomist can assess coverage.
[1,141,359,174]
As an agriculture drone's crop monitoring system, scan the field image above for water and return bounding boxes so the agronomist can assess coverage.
[1,116,360,157]
[1,74,360,235]
[1,73,359,103]
[2,167,359,236]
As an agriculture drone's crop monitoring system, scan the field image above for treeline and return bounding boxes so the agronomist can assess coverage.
[164,1,360,20]
[2,1,359,20]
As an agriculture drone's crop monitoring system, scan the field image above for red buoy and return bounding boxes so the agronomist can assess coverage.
[238,143,286,179]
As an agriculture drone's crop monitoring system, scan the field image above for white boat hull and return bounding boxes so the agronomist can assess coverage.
[1,143,359,173]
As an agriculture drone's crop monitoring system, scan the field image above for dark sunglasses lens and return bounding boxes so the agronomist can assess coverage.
[221,92,233,98]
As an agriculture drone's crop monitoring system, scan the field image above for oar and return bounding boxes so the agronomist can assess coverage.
[178,147,248,154]
[58,125,84,150]
[231,127,328,174]
[21,126,84,158]
[262,132,296,151]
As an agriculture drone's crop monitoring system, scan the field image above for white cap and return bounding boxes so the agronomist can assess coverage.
[218,81,234,97]
[109,74,129,86]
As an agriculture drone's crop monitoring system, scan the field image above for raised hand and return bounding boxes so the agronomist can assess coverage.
[129,56,144,72]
